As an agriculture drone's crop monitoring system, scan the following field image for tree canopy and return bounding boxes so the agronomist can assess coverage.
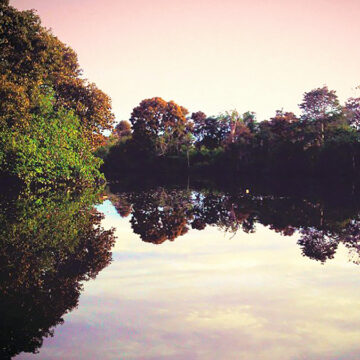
[0,1,114,146]
[0,1,115,186]
[104,85,360,180]
[130,97,190,156]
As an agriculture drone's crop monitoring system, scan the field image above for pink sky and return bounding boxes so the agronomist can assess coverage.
[12,0,360,123]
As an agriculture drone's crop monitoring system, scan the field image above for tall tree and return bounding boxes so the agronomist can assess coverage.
[268,110,300,142]
[192,111,228,149]
[345,97,360,129]
[299,86,342,145]
[130,97,189,156]
[0,2,114,147]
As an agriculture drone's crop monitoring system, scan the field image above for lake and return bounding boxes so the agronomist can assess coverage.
[5,181,360,359]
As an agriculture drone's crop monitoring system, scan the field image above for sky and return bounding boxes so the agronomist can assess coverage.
[11,0,360,123]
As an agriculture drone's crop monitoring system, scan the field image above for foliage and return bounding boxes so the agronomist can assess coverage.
[0,2,114,147]
[0,92,104,187]
[130,97,190,156]
[192,111,229,149]
[345,97,360,129]
[96,83,360,179]
[114,120,132,138]
[0,186,115,358]
[95,133,126,161]
[0,1,117,187]
[299,86,343,145]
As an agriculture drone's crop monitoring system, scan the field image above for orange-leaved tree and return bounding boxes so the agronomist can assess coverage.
[130,97,190,156]
[0,1,114,147]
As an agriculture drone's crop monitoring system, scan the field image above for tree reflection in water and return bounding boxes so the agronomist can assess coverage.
[0,188,115,359]
[109,184,360,264]
[4,182,360,358]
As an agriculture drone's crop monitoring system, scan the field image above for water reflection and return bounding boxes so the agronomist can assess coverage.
[0,188,115,359]
[6,181,360,359]
[108,184,360,264]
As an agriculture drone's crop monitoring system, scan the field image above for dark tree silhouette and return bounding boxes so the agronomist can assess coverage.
[108,184,360,264]
[126,189,191,244]
[300,86,342,146]
[298,229,338,263]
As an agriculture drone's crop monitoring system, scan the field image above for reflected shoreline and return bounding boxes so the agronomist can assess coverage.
[0,187,115,359]
[4,176,360,359]
[108,179,360,264]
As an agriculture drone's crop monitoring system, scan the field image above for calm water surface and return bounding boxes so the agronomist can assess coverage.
[8,185,360,359]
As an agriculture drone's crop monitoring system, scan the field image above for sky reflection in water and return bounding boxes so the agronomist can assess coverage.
[16,191,360,360]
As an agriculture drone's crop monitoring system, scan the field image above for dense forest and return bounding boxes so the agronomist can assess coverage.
[0,0,114,188]
[2,0,360,188]
[102,89,360,180]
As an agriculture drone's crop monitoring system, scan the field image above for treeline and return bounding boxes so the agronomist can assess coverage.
[102,87,360,179]
[3,1,360,186]
[0,1,114,187]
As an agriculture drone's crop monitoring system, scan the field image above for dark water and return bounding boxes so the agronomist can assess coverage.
[3,181,360,359]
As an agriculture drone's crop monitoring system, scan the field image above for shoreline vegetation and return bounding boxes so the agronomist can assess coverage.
[0,1,113,189]
[2,1,360,190]
[101,91,360,182]
[2,2,360,358]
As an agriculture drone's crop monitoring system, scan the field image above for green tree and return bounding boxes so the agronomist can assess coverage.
[0,2,114,147]
[0,92,103,187]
